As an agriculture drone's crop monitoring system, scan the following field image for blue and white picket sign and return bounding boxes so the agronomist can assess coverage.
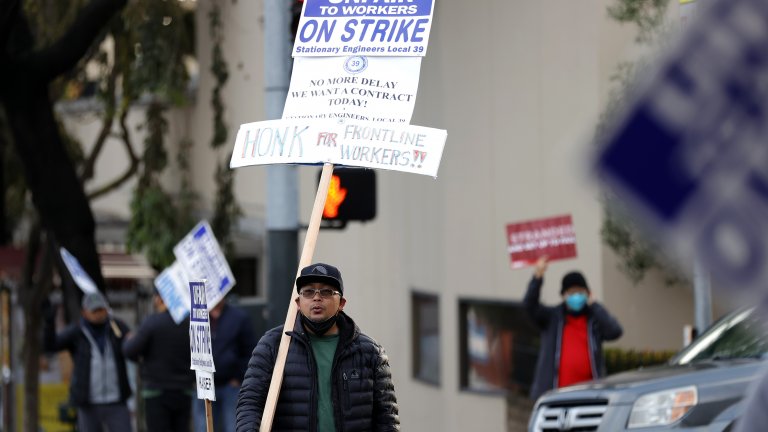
[292,0,435,57]
[59,247,98,294]
[173,220,236,309]
[154,261,191,324]
[595,0,768,299]
[189,280,216,374]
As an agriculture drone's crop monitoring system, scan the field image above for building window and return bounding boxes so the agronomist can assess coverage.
[459,299,539,396]
[412,291,440,385]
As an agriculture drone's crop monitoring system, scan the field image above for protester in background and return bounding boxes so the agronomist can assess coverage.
[524,256,624,400]
[44,291,132,432]
[236,262,400,431]
[123,290,194,432]
[192,296,258,432]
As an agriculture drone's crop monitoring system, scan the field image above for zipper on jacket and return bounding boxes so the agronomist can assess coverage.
[291,331,319,432]
[587,318,598,379]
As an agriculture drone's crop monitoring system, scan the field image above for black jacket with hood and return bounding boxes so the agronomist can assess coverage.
[236,311,400,432]
[523,276,623,400]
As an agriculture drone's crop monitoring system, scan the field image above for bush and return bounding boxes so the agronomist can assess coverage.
[604,348,677,375]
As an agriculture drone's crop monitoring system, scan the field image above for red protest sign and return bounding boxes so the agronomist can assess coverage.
[506,214,577,269]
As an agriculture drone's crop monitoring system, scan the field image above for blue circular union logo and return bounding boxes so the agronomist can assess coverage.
[344,56,368,74]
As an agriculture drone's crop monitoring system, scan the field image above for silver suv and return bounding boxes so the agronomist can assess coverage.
[528,307,768,431]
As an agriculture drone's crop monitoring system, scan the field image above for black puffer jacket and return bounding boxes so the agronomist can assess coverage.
[236,312,399,431]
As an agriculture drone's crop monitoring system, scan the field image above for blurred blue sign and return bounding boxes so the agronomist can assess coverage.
[595,0,768,296]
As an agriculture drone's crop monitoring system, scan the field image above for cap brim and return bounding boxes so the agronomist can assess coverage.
[296,275,342,292]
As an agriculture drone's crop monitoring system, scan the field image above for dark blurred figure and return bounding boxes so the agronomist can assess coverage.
[192,298,258,432]
[123,291,194,432]
[44,291,132,432]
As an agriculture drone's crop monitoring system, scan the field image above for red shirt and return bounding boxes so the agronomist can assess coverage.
[558,314,593,387]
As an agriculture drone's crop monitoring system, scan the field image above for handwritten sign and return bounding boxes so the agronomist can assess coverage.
[283,56,421,124]
[293,0,435,57]
[506,215,577,269]
[189,280,216,373]
[230,118,446,177]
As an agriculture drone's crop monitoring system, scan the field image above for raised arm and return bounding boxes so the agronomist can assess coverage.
[523,256,552,328]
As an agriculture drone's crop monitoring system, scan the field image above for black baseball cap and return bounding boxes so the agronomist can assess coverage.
[296,263,344,295]
[561,271,589,294]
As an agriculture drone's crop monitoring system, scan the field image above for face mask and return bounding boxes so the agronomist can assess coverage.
[300,313,338,336]
[565,292,588,312]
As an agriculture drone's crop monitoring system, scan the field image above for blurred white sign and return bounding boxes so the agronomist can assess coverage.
[59,248,98,294]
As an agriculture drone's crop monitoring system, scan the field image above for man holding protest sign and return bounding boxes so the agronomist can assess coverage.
[523,256,623,400]
[123,290,195,432]
[44,292,133,432]
[235,262,399,431]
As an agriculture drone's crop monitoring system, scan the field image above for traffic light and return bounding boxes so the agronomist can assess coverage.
[319,168,376,228]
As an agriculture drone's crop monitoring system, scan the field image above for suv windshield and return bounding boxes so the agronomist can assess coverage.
[672,308,768,365]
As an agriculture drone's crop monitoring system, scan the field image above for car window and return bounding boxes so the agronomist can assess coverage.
[673,308,768,364]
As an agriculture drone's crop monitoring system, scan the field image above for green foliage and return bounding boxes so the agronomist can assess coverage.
[607,0,670,43]
[601,209,655,284]
[208,1,240,260]
[5,0,238,270]
[604,347,677,375]
[127,182,179,269]
[127,103,198,269]
[124,0,194,105]
[209,3,230,149]
[176,137,199,229]
[139,102,169,178]
[126,1,239,268]
[212,160,241,259]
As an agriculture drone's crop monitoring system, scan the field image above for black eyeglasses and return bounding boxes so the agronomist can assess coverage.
[299,287,341,299]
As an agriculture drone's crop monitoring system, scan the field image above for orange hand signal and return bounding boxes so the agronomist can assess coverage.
[323,175,347,218]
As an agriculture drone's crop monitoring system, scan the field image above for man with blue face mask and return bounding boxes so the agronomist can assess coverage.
[523,256,623,400]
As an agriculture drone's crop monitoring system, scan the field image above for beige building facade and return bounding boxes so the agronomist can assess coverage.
[66,1,729,430]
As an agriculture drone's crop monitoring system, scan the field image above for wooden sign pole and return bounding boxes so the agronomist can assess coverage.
[259,163,335,431]
[205,399,214,432]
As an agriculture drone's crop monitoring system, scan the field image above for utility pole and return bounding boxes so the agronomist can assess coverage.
[680,0,712,333]
[264,0,299,327]
[693,258,711,333]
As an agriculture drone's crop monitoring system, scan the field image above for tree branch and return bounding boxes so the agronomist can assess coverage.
[80,61,118,182]
[10,0,128,83]
[87,107,138,200]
